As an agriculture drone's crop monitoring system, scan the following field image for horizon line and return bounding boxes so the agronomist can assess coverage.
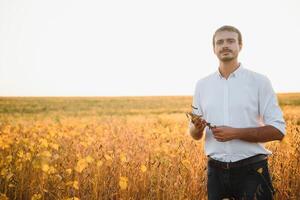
[1,92,299,98]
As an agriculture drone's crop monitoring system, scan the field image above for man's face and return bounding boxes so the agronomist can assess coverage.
[213,31,242,62]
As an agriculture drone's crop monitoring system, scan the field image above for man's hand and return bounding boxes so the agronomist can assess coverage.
[187,112,207,140]
[192,117,207,131]
[211,126,237,142]
[186,112,207,130]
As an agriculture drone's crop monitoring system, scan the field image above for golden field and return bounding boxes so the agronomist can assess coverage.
[0,94,299,200]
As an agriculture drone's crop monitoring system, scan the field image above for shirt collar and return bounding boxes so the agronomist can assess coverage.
[216,63,244,79]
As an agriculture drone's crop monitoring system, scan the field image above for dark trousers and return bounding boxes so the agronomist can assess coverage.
[207,158,275,200]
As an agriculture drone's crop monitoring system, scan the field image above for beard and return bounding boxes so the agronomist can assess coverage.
[218,53,237,62]
[220,56,235,62]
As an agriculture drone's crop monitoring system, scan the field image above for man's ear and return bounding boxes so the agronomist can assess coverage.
[239,43,243,51]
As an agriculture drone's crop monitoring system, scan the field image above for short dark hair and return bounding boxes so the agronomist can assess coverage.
[212,25,242,47]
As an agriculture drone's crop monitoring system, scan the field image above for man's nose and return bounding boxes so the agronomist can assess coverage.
[222,47,230,52]
[222,42,230,48]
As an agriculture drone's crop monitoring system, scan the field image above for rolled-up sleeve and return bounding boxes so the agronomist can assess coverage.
[188,81,204,136]
[259,76,286,135]
[192,80,203,116]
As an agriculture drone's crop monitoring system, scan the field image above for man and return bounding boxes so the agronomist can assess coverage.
[189,25,286,200]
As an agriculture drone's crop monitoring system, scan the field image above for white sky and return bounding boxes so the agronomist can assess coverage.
[1,0,299,96]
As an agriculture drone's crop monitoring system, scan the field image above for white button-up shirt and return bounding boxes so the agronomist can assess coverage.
[192,63,286,162]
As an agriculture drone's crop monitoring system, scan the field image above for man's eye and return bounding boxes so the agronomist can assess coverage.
[216,41,223,45]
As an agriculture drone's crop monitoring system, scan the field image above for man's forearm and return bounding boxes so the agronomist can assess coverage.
[234,125,284,143]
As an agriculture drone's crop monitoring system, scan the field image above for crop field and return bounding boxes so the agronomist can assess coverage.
[0,94,299,200]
